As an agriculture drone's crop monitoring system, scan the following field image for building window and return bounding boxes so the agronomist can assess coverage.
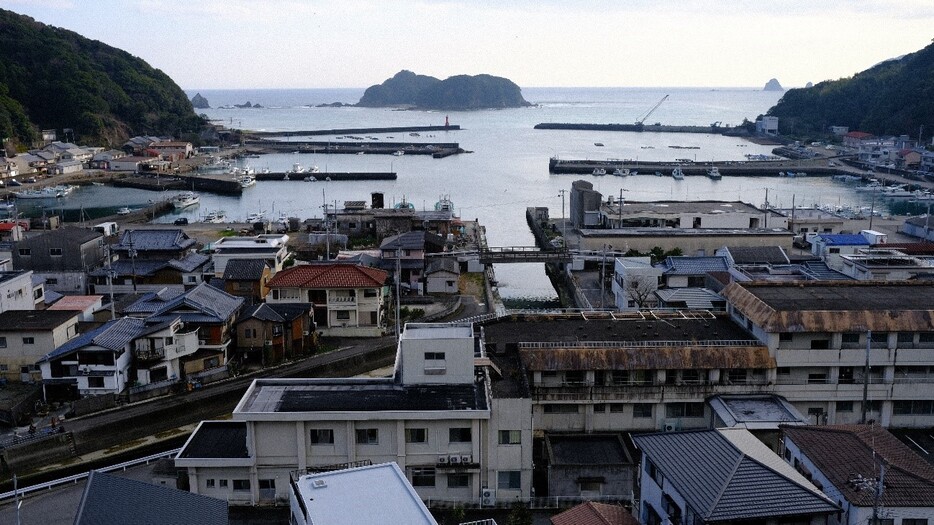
[897,332,915,344]
[543,404,579,414]
[259,479,275,490]
[564,371,585,385]
[893,400,934,415]
[0,365,7,372]
[336,310,350,320]
[666,402,704,418]
[807,373,828,384]
[355,428,379,444]
[0,336,6,348]
[411,468,436,487]
[836,401,854,412]
[219,479,228,488]
[364,289,378,298]
[633,403,653,418]
[49,248,63,256]
[310,429,334,444]
[447,473,469,488]
[233,479,250,491]
[903,520,927,525]
[647,459,664,487]
[593,403,607,413]
[206,479,215,488]
[405,428,427,444]
[425,352,445,360]
[18,248,30,256]
[842,332,860,344]
[609,404,627,413]
[498,430,521,445]
[779,333,793,341]
[810,339,830,350]
[777,367,791,376]
[87,377,105,388]
[920,333,934,343]
[497,471,521,490]
[45,278,58,285]
[449,427,472,443]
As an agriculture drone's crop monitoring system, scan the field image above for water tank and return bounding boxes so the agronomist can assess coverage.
[371,192,384,209]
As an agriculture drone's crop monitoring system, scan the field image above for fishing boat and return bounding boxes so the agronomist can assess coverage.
[394,196,415,210]
[246,211,266,222]
[237,175,256,188]
[203,210,226,223]
[171,192,200,209]
[116,207,131,215]
[289,163,306,175]
[592,168,607,176]
[303,176,317,182]
[392,150,405,156]
[706,167,722,180]
[672,166,685,180]
[13,187,65,199]
[613,168,630,177]
[435,195,454,212]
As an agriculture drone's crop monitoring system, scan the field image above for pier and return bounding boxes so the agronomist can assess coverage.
[548,157,842,177]
[114,174,242,195]
[246,124,460,138]
[535,122,747,135]
[261,172,397,181]
[243,139,463,158]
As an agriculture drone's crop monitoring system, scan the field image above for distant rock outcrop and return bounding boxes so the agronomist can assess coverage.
[805,82,813,88]
[191,93,210,109]
[233,101,262,109]
[358,70,531,110]
[763,78,784,91]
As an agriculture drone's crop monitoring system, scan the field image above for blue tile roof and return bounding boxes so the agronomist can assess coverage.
[168,252,211,272]
[139,282,243,324]
[659,256,730,275]
[41,317,147,362]
[112,229,196,252]
[818,234,870,246]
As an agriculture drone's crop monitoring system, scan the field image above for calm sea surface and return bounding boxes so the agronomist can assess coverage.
[37,87,884,306]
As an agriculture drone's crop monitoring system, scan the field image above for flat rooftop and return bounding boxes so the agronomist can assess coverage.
[177,421,248,459]
[579,227,792,238]
[728,281,934,311]
[546,434,634,465]
[709,395,808,429]
[401,323,472,340]
[608,200,765,216]
[237,379,488,414]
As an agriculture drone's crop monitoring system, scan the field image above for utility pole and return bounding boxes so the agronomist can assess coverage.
[862,329,871,424]
[558,189,567,242]
[395,245,402,343]
[600,244,607,310]
[128,231,138,293]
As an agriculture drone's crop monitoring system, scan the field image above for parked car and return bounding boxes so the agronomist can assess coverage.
[174,217,189,225]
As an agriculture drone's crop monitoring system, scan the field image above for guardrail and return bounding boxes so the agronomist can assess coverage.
[0,448,180,503]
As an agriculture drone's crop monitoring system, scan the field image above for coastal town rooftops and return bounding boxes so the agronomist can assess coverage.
[0,310,79,331]
[551,502,639,525]
[379,230,445,251]
[401,322,472,340]
[47,295,103,312]
[658,256,730,275]
[112,228,196,252]
[719,245,790,265]
[234,378,489,416]
[634,429,837,522]
[721,281,934,332]
[222,258,269,280]
[783,425,934,507]
[267,263,388,289]
[815,233,871,246]
[40,317,148,361]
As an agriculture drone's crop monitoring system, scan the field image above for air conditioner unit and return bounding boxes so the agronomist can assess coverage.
[302,330,310,336]
[198,340,206,346]
[481,488,496,507]
[438,456,449,465]
[448,455,461,464]
[664,423,677,432]
[311,479,327,489]
[663,419,680,432]
[264,340,273,346]
[461,455,472,464]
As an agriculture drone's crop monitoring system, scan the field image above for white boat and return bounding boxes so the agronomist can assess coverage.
[172,192,200,209]
[672,166,685,180]
[392,150,405,156]
[592,168,607,176]
[199,157,231,172]
[246,212,266,222]
[238,175,256,188]
[203,210,226,223]
[289,163,305,174]
[309,165,320,173]
[706,167,722,180]
[13,187,65,199]
[116,207,131,215]
[303,176,317,182]
[613,168,630,177]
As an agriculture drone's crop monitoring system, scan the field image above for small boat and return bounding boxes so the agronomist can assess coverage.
[13,187,65,199]
[289,163,305,175]
[592,168,607,176]
[706,167,722,180]
[203,210,226,223]
[116,207,131,215]
[172,192,200,209]
[654,171,663,177]
[392,150,405,156]
[309,166,320,173]
[7,179,22,187]
[246,212,266,222]
[594,142,604,147]
[303,176,317,182]
[356,151,365,155]
[785,171,797,177]
[91,181,105,186]
[237,175,256,188]
[672,166,685,180]
[613,168,630,177]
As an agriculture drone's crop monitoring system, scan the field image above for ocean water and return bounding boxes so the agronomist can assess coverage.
[45,87,881,306]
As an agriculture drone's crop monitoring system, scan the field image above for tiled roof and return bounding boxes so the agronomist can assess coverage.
[783,425,934,507]
[41,317,147,361]
[659,256,730,275]
[268,263,387,289]
[633,429,837,522]
[148,282,243,322]
[0,310,79,331]
[74,470,227,525]
[112,229,195,252]
[723,246,790,265]
[379,230,445,251]
[818,234,870,246]
[237,303,310,324]
[551,502,639,525]
[47,295,102,312]
[654,287,725,309]
[168,252,211,272]
[425,258,459,275]
[222,258,269,280]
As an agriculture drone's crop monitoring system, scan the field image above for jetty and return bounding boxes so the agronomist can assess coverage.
[246,124,460,138]
[243,139,463,158]
[535,122,747,135]
[548,157,842,177]
[262,172,397,181]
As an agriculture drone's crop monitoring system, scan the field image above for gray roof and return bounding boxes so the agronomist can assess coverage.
[168,252,211,272]
[658,256,730,275]
[546,434,633,465]
[74,470,227,525]
[425,258,459,275]
[178,421,249,459]
[41,317,147,361]
[380,230,445,251]
[222,258,269,280]
[16,226,101,249]
[654,288,725,309]
[112,229,196,252]
[144,282,243,323]
[633,429,837,522]
[0,310,79,331]
[721,246,790,265]
[237,303,310,324]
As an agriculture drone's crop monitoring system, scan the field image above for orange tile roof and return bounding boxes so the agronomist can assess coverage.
[267,264,387,289]
[48,295,104,311]
[551,502,638,525]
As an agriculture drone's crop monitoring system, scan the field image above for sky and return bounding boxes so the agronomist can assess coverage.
[1,0,932,90]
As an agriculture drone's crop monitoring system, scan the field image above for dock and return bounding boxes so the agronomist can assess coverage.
[246,124,461,138]
[548,158,841,177]
[260,172,397,181]
[243,139,463,158]
[115,174,243,195]
[535,122,747,135]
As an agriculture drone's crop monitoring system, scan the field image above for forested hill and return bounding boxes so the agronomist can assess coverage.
[0,8,203,147]
[766,41,934,138]
[358,70,531,110]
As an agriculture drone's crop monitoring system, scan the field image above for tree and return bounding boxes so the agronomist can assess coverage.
[506,500,532,525]
[624,275,656,309]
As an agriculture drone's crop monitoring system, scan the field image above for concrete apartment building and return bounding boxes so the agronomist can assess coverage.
[176,323,532,506]
[211,234,290,277]
[12,227,105,295]
[0,310,80,383]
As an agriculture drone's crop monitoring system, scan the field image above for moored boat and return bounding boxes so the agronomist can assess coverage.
[672,166,685,180]
[592,168,607,176]
[706,167,722,180]
[171,192,200,209]
[613,168,630,177]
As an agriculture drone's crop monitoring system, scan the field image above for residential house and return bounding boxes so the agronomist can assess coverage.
[897,148,923,170]
[379,230,446,294]
[612,257,663,310]
[74,470,227,525]
[131,316,200,388]
[715,245,790,266]
[721,281,934,426]
[838,248,934,281]
[47,295,103,321]
[424,258,460,294]
[148,141,193,160]
[266,263,387,337]
[49,159,83,175]
[108,155,160,172]
[544,433,636,501]
[900,215,934,242]
[210,234,289,277]
[843,131,874,149]
[633,429,837,525]
[176,323,533,506]
[122,136,162,156]
[12,226,105,295]
[782,425,934,525]
[234,303,314,365]
[111,229,197,261]
[811,233,871,270]
[755,115,779,135]
[777,207,847,238]
[0,270,39,312]
[922,149,934,173]
[289,463,438,525]
[89,149,127,170]
[222,259,272,304]
[0,310,79,383]
[656,256,730,288]
[90,229,208,294]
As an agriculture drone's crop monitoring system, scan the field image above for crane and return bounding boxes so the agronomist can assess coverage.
[635,94,669,126]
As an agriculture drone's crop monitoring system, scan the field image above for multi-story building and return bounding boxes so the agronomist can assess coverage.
[211,234,289,277]
[721,281,934,426]
[0,270,40,312]
[0,310,79,383]
[176,323,532,506]
[12,227,105,295]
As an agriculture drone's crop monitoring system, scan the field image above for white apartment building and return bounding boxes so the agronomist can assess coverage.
[176,323,532,506]
[611,257,662,310]
[211,234,290,277]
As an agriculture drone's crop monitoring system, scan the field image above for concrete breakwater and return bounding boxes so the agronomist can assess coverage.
[244,139,463,158]
[548,157,842,177]
[260,172,397,181]
[535,122,747,135]
[246,124,461,137]
[115,174,243,195]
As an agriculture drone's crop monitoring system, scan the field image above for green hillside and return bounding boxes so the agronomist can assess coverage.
[0,8,203,147]
[767,41,934,139]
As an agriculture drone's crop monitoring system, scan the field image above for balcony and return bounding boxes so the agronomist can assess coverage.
[532,381,773,401]
[135,347,166,361]
[329,295,357,306]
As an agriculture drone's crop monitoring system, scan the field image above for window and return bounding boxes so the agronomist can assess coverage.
[355,428,379,444]
[21,337,34,345]
[610,404,627,413]
[411,468,436,487]
[219,479,228,488]
[828,248,840,254]
[272,289,280,300]
[893,400,934,415]
[259,479,275,490]
[727,369,747,384]
[310,429,334,444]
[405,428,427,443]
[920,333,934,343]
[807,373,828,384]
[666,402,704,418]
[633,403,653,418]
[18,248,30,256]
[839,367,855,384]
[593,403,607,413]
[449,427,472,443]
[543,404,579,414]
[364,289,378,298]
[45,278,58,285]
[870,332,889,344]
[647,459,664,487]
[87,377,105,388]
[233,479,250,491]
[425,352,445,360]
[564,371,585,385]
[810,339,830,350]
[206,479,215,488]
[897,332,914,344]
[447,473,469,488]
[836,401,854,412]
[336,310,350,320]
[49,248,62,256]
[903,520,927,525]
[681,369,700,384]
[777,367,791,376]
[865,401,883,413]
[497,471,521,490]
[842,332,860,344]
[0,336,6,348]
[779,333,793,342]
[498,430,521,445]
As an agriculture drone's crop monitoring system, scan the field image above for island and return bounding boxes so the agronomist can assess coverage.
[763,78,784,91]
[190,93,210,109]
[357,70,531,110]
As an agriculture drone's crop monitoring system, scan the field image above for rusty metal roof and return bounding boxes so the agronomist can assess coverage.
[519,343,773,371]
[721,281,934,332]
